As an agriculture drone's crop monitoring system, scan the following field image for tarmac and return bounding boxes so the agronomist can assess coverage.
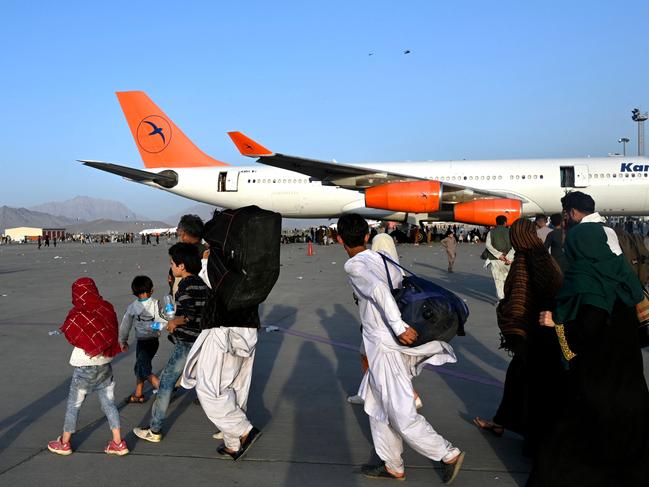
[2,240,646,486]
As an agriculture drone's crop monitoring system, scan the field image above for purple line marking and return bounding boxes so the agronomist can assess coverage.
[276,326,504,389]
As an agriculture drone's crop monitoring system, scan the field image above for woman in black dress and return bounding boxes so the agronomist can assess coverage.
[528,221,649,487]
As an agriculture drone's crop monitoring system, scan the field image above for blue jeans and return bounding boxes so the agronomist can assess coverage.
[63,364,120,433]
[150,340,193,433]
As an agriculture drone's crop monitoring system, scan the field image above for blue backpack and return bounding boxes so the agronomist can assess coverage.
[380,254,469,345]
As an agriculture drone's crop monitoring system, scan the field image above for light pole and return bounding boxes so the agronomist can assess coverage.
[632,108,648,156]
[618,137,630,156]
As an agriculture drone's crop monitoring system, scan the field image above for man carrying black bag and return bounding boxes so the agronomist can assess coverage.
[181,206,281,461]
[337,214,465,484]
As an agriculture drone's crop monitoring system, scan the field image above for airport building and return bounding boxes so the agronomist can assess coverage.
[2,227,66,242]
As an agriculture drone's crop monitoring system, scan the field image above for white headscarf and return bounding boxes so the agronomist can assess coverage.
[371,233,399,263]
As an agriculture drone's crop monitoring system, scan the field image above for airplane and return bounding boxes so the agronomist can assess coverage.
[81,91,649,227]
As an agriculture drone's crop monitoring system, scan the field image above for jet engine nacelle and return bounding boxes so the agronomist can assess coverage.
[453,198,522,226]
[365,181,442,213]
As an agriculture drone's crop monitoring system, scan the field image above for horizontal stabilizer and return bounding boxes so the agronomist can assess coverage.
[79,160,178,187]
[228,131,274,157]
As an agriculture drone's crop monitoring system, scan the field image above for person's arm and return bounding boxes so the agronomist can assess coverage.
[118,306,133,349]
[152,300,168,326]
[485,232,500,258]
[371,281,416,344]
[544,231,553,251]
[199,249,212,289]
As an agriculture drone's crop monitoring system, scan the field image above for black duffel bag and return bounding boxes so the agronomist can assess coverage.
[203,205,281,311]
[380,254,469,346]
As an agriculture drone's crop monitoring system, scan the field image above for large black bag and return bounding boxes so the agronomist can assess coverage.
[203,205,281,311]
[380,254,469,345]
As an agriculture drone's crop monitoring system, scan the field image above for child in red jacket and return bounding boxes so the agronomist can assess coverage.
[47,277,128,456]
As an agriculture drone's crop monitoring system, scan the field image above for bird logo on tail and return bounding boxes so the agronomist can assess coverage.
[136,115,172,153]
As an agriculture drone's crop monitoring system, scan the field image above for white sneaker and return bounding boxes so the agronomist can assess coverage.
[133,427,162,443]
[212,431,223,440]
[347,395,364,405]
[415,396,424,409]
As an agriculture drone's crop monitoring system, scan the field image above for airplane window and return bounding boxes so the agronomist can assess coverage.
[481,176,485,180]
[606,174,610,178]
[594,174,598,179]
[533,175,537,179]
[645,174,648,177]
[540,175,543,179]
[510,175,514,180]
[613,174,617,178]
[528,175,531,179]
[516,175,520,179]
[625,174,629,178]
[464,176,467,180]
[247,179,250,183]
[522,175,525,179]
[498,176,502,180]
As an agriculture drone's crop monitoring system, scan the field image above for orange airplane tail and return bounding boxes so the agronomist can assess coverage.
[116,91,228,168]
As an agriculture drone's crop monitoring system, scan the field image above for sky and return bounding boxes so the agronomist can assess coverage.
[1,0,648,219]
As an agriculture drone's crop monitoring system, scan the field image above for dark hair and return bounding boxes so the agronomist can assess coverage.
[131,275,153,295]
[177,214,204,239]
[561,191,595,214]
[337,214,369,248]
[169,243,201,275]
[495,215,508,226]
[534,214,547,222]
[549,213,563,227]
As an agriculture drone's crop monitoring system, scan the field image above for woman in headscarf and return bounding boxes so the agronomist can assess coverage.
[527,220,649,487]
[473,218,564,454]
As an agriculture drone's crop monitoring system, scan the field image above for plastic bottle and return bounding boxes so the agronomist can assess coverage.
[48,330,62,336]
[163,294,175,320]
[150,322,165,331]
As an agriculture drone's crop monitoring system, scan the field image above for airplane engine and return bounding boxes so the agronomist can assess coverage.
[453,198,522,226]
[365,181,442,213]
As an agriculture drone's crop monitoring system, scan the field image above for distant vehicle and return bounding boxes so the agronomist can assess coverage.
[82,91,649,226]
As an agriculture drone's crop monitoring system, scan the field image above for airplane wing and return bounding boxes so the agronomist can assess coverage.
[79,160,178,188]
[227,132,511,204]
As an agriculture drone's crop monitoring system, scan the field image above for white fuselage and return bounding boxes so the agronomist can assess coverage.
[141,156,649,220]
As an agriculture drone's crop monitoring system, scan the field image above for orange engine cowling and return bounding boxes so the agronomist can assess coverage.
[453,198,522,226]
[365,181,442,213]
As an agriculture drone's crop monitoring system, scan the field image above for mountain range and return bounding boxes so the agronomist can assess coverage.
[30,196,148,222]
[2,196,329,233]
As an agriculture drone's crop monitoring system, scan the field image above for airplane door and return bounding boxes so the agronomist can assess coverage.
[218,171,239,192]
[560,165,589,188]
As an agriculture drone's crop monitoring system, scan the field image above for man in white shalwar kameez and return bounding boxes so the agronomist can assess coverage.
[337,214,465,484]
[180,249,261,460]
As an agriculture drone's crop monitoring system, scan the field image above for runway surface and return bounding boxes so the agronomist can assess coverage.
[1,240,643,486]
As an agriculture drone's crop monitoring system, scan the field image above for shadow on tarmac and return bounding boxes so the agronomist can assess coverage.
[0,352,130,451]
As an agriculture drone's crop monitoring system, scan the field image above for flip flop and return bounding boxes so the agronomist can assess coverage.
[127,394,147,404]
[216,427,262,461]
[472,417,504,437]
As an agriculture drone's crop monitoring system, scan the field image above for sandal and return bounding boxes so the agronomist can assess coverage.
[216,426,262,461]
[127,394,147,404]
[472,417,504,437]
